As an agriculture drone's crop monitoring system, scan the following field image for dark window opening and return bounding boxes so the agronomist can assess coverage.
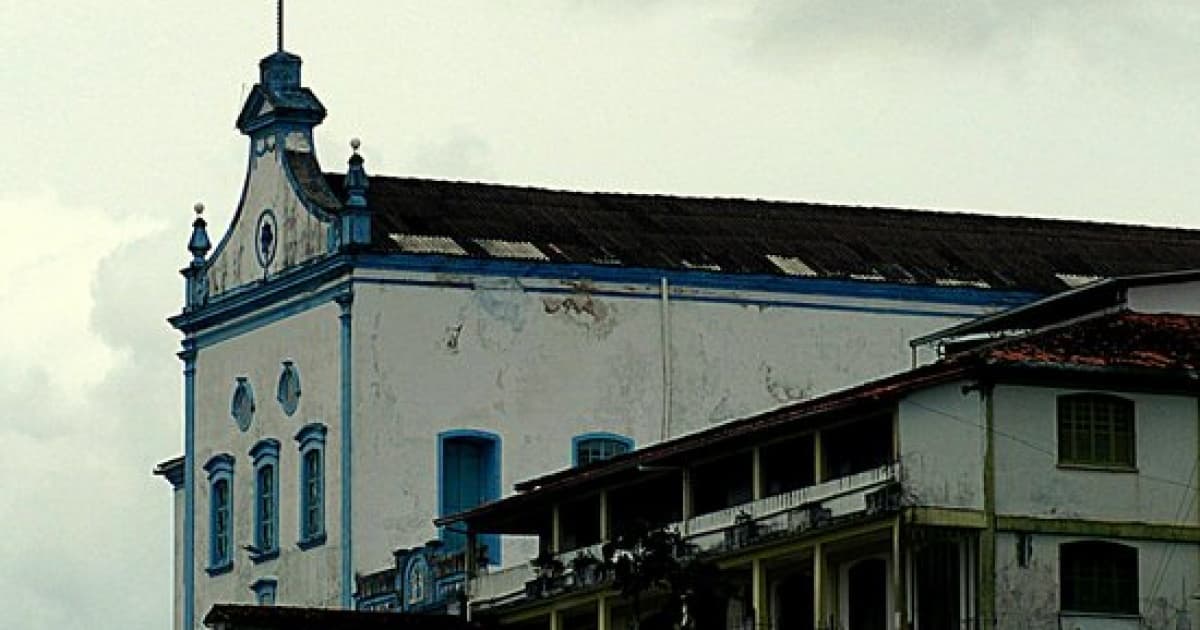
[559,494,602,552]
[823,415,893,480]
[915,541,960,629]
[1058,394,1135,468]
[609,473,682,536]
[762,434,816,497]
[847,557,888,630]
[692,452,754,516]
[1061,541,1138,614]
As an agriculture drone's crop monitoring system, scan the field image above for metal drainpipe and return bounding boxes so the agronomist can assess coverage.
[660,277,672,440]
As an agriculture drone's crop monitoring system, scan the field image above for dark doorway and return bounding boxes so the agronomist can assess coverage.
[915,541,961,629]
[847,557,888,630]
[774,570,815,630]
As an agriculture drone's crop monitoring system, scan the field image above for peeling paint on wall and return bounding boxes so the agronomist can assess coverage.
[541,290,617,338]
[761,363,812,403]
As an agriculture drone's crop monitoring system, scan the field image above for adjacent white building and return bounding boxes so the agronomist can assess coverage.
[156,46,1200,630]
[449,272,1200,629]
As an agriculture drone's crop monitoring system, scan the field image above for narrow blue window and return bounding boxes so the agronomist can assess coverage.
[204,453,235,575]
[573,432,634,467]
[250,438,281,561]
[438,430,501,565]
[295,423,327,549]
[250,576,278,605]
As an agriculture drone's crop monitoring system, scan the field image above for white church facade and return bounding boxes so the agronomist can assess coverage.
[156,47,1200,630]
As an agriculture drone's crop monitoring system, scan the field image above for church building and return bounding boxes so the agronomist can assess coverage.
[155,45,1200,630]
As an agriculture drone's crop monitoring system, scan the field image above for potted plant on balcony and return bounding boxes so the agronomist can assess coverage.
[526,549,565,598]
[570,549,604,587]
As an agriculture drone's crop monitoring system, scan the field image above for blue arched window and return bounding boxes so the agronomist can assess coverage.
[250,438,281,561]
[573,433,634,467]
[204,453,235,575]
[295,423,327,549]
[438,430,501,564]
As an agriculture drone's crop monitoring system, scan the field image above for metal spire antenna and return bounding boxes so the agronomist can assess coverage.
[276,0,284,51]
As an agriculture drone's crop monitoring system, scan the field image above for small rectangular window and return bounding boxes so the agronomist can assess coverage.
[1058,395,1135,468]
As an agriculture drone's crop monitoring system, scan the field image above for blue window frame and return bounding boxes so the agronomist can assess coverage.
[250,576,278,605]
[437,430,501,564]
[250,438,281,561]
[573,432,634,467]
[204,453,235,575]
[295,423,327,549]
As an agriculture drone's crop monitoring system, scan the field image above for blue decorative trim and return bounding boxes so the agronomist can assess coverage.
[297,532,327,551]
[231,377,255,432]
[436,429,502,566]
[337,291,354,608]
[277,360,301,416]
[351,253,1039,309]
[250,438,281,561]
[250,576,278,605]
[190,281,351,350]
[572,432,635,467]
[173,251,1039,339]
[295,423,328,549]
[204,454,235,576]
[181,349,197,630]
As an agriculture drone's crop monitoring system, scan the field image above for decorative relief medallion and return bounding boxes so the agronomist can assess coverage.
[276,360,301,416]
[256,210,278,269]
[231,377,255,432]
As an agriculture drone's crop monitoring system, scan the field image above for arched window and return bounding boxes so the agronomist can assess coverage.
[438,430,501,564]
[1057,394,1135,468]
[573,433,634,467]
[1060,541,1138,614]
[204,453,235,575]
[295,423,327,549]
[250,438,280,561]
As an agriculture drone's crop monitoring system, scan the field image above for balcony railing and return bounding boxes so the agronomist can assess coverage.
[470,462,900,607]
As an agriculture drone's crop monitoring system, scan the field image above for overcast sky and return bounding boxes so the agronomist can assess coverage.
[2,2,1199,628]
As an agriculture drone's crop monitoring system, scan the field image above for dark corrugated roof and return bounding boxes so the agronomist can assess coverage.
[440,311,1200,532]
[203,605,478,629]
[324,174,1200,293]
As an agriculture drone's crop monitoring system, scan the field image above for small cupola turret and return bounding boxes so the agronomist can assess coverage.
[235,49,327,137]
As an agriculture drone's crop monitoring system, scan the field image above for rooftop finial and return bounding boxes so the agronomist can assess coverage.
[188,202,212,265]
[276,0,284,52]
[345,138,369,209]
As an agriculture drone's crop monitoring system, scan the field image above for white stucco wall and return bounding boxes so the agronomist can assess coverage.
[994,532,1200,630]
[899,382,986,510]
[1127,280,1200,315]
[205,133,331,298]
[345,269,978,572]
[992,385,1199,523]
[191,298,343,617]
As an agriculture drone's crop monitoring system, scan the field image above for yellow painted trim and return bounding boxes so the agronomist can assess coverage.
[904,506,988,529]
[995,516,1200,543]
